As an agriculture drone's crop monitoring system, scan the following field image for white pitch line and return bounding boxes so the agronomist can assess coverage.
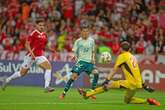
[0,101,120,105]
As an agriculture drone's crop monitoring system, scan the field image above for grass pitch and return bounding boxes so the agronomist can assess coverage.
[0,86,164,110]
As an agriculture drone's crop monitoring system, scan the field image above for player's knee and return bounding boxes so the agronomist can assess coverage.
[20,68,28,76]
[39,61,51,70]
[71,73,78,80]
[47,64,52,70]
[124,96,131,104]
[45,61,52,69]
[93,73,99,79]
[92,69,99,75]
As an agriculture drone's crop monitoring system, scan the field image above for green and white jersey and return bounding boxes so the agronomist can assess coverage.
[72,37,95,63]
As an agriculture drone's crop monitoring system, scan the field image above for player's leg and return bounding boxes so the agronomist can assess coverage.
[1,68,29,90]
[78,80,121,98]
[1,56,32,90]
[6,68,29,83]
[6,55,33,83]
[79,63,98,100]
[124,89,147,104]
[59,61,84,99]
[91,68,99,90]
[114,81,160,105]
[124,89,160,106]
[85,63,99,90]
[79,80,130,98]
[36,56,54,92]
[60,73,78,99]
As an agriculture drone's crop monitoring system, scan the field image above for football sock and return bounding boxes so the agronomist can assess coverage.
[92,74,99,89]
[129,97,147,104]
[44,69,51,88]
[6,71,21,83]
[63,78,74,94]
[86,86,106,97]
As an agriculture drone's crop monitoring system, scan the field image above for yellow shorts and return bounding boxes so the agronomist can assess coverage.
[109,80,142,90]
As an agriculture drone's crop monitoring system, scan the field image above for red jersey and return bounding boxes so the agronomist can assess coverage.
[27,30,47,56]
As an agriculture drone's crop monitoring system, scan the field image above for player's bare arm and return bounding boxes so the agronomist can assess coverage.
[102,63,119,86]
[71,41,78,61]
[107,67,118,80]
[25,39,35,59]
[72,52,77,61]
[92,46,96,64]
[91,51,96,64]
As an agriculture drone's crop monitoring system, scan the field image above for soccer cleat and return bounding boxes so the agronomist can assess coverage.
[77,88,96,100]
[102,79,110,86]
[147,98,160,106]
[1,76,8,91]
[143,84,155,93]
[77,88,88,99]
[59,93,66,100]
[44,87,55,93]
[90,95,96,100]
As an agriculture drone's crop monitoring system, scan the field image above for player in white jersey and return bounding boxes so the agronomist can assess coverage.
[59,20,99,99]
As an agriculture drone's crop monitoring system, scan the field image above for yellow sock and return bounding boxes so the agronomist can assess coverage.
[129,97,147,104]
[86,87,105,97]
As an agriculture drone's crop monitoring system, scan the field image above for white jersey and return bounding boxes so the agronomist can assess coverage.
[72,37,95,63]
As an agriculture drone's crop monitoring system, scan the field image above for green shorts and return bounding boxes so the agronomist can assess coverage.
[71,60,94,75]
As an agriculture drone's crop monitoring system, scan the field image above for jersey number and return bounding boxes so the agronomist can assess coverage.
[83,48,89,52]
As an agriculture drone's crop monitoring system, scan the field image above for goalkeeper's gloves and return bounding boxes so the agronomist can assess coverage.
[102,79,110,86]
[142,83,155,93]
[101,79,110,91]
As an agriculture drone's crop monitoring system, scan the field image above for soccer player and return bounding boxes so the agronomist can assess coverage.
[59,20,99,99]
[78,41,160,106]
[1,18,55,92]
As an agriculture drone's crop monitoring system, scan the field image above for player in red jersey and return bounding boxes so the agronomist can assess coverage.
[1,18,55,92]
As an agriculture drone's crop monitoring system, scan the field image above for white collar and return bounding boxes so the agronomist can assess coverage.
[34,29,43,35]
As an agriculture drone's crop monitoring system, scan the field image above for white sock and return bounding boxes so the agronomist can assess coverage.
[6,71,21,83]
[44,69,51,88]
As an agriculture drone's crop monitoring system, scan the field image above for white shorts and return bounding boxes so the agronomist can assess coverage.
[21,55,49,69]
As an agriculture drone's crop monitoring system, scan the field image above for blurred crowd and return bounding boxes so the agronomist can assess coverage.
[0,0,165,61]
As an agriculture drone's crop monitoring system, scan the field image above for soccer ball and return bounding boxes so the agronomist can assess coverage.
[100,52,112,63]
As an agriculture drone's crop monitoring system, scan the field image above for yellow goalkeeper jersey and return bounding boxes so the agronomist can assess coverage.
[114,51,142,87]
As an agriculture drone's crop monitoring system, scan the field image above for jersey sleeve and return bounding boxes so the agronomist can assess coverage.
[114,54,126,69]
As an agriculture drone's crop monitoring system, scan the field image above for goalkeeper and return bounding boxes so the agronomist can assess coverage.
[78,41,160,106]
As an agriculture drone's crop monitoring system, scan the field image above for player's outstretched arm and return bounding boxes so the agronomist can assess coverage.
[25,40,35,59]
[101,67,118,91]
[103,67,118,84]
[92,43,96,64]
[107,68,117,80]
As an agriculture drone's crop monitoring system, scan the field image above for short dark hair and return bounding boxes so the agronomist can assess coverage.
[121,41,130,51]
[80,19,89,29]
[36,18,45,24]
